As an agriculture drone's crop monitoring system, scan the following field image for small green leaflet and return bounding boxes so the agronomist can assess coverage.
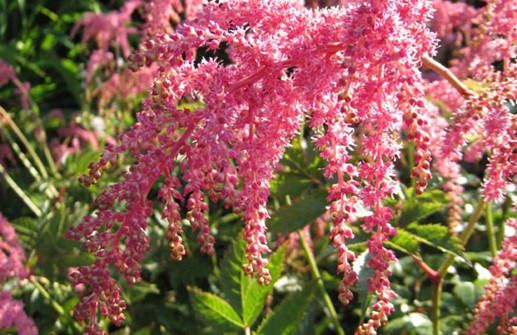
[398,190,449,227]
[255,282,316,335]
[189,289,245,332]
[390,223,467,262]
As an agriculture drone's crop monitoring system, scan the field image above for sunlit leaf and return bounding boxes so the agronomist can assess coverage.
[190,289,244,331]
[256,282,316,335]
[353,251,375,322]
[398,190,449,226]
[220,236,246,314]
[241,245,285,327]
[406,223,466,261]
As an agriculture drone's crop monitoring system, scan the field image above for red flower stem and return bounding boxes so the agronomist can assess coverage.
[411,255,440,284]
[227,67,266,93]
[421,55,476,99]
[114,123,197,246]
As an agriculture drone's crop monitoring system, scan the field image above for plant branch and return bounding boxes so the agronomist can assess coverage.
[297,230,346,335]
[0,105,50,180]
[438,198,486,277]
[411,255,440,284]
[431,280,442,335]
[0,163,42,217]
[421,55,476,99]
[485,202,497,258]
[429,197,486,335]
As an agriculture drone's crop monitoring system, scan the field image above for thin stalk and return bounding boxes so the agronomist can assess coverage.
[485,203,497,258]
[407,142,415,191]
[0,106,49,180]
[2,125,59,199]
[5,132,42,182]
[297,230,346,335]
[0,163,42,217]
[431,280,442,335]
[422,56,476,98]
[39,131,60,179]
[438,198,486,277]
[430,198,486,335]
[30,277,65,316]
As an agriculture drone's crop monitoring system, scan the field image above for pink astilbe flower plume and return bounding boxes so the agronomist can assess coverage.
[424,0,516,222]
[69,0,437,332]
[0,59,30,110]
[0,214,37,335]
[468,217,517,335]
[72,0,142,59]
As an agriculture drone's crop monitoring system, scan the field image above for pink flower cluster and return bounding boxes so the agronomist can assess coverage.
[0,59,30,110]
[73,0,205,113]
[468,218,517,335]
[72,0,151,112]
[427,0,517,206]
[70,0,439,332]
[47,110,105,166]
[0,214,37,335]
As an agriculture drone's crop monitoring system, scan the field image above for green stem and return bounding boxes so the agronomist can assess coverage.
[297,230,346,335]
[430,198,486,335]
[30,277,65,315]
[0,106,49,180]
[485,203,497,258]
[4,132,42,182]
[431,280,442,335]
[0,163,42,217]
[407,142,416,191]
[438,198,486,277]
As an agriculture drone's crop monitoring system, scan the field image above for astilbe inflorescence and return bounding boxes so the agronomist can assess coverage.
[426,0,517,207]
[0,59,30,111]
[69,0,440,331]
[0,214,37,335]
[72,0,163,112]
[77,1,517,333]
[468,217,517,335]
[69,0,482,332]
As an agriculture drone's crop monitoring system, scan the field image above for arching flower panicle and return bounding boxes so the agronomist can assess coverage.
[70,0,439,331]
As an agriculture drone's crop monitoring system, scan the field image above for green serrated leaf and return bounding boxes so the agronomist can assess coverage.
[398,190,449,226]
[268,188,328,233]
[389,229,421,255]
[389,224,467,263]
[242,245,285,327]
[190,289,244,331]
[353,251,375,322]
[11,216,38,242]
[283,136,323,176]
[270,173,313,198]
[406,223,466,261]
[256,282,316,335]
[220,236,247,315]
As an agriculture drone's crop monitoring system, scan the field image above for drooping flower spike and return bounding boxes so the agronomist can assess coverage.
[69,0,516,333]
